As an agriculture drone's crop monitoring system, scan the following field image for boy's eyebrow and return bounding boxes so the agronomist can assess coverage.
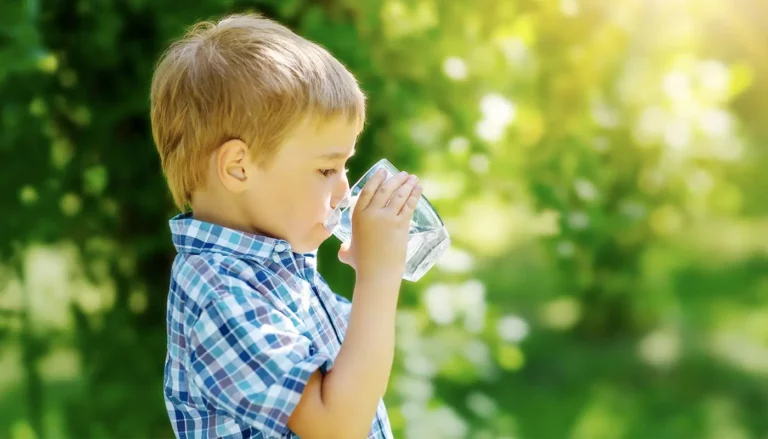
[318,148,355,160]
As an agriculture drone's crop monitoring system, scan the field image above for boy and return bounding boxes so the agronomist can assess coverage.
[150,12,422,439]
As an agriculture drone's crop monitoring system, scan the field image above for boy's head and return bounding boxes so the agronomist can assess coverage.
[150,13,365,252]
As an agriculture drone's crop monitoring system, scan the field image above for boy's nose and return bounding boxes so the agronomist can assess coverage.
[330,175,350,209]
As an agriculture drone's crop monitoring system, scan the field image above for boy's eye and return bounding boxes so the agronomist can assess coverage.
[319,168,349,177]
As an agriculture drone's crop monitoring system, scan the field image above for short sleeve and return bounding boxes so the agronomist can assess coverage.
[187,283,332,438]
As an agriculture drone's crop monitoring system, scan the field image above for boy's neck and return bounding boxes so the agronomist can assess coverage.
[191,197,265,238]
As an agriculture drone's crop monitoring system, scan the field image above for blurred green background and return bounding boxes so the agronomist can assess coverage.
[1,0,767,438]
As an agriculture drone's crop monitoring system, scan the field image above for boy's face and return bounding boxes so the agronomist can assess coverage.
[241,116,358,253]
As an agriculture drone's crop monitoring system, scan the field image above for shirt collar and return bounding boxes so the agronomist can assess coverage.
[169,212,317,266]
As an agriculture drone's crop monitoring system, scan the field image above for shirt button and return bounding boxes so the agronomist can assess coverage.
[274,243,286,253]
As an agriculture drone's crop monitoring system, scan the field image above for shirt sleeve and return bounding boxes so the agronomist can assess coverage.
[187,279,332,437]
[334,293,352,320]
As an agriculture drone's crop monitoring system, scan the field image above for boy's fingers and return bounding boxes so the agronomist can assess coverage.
[386,175,418,214]
[355,169,387,211]
[370,171,410,209]
[399,184,423,217]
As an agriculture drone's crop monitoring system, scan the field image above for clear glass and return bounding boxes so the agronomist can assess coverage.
[324,159,450,282]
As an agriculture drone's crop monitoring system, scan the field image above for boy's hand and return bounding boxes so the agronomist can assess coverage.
[338,169,422,280]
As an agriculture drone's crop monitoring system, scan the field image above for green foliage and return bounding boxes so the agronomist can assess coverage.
[1,0,767,437]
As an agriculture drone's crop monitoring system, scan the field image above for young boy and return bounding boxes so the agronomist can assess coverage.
[150,13,422,439]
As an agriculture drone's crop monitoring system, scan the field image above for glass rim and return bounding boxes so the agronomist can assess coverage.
[344,158,396,202]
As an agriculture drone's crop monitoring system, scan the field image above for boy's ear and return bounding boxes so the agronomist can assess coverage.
[216,139,249,193]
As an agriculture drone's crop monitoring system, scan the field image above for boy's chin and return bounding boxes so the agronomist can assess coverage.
[313,228,334,249]
[291,226,332,254]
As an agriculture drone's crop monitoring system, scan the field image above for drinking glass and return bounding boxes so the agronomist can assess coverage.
[324,159,450,282]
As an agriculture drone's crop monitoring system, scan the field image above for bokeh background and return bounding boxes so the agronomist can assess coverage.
[1,0,767,438]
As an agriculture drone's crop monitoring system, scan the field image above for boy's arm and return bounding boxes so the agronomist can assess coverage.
[290,166,421,438]
[288,275,401,439]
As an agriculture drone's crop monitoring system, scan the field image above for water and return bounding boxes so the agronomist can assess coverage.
[403,225,451,282]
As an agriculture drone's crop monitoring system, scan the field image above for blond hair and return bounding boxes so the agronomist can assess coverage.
[150,13,366,210]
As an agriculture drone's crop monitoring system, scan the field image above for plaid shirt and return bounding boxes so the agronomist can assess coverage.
[164,213,393,439]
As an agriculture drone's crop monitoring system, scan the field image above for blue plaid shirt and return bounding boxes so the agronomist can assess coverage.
[164,213,393,439]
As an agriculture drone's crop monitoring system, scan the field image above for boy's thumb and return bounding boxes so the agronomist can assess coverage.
[338,242,353,266]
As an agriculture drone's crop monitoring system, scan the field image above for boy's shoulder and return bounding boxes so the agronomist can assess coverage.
[167,212,323,319]
[171,249,309,315]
